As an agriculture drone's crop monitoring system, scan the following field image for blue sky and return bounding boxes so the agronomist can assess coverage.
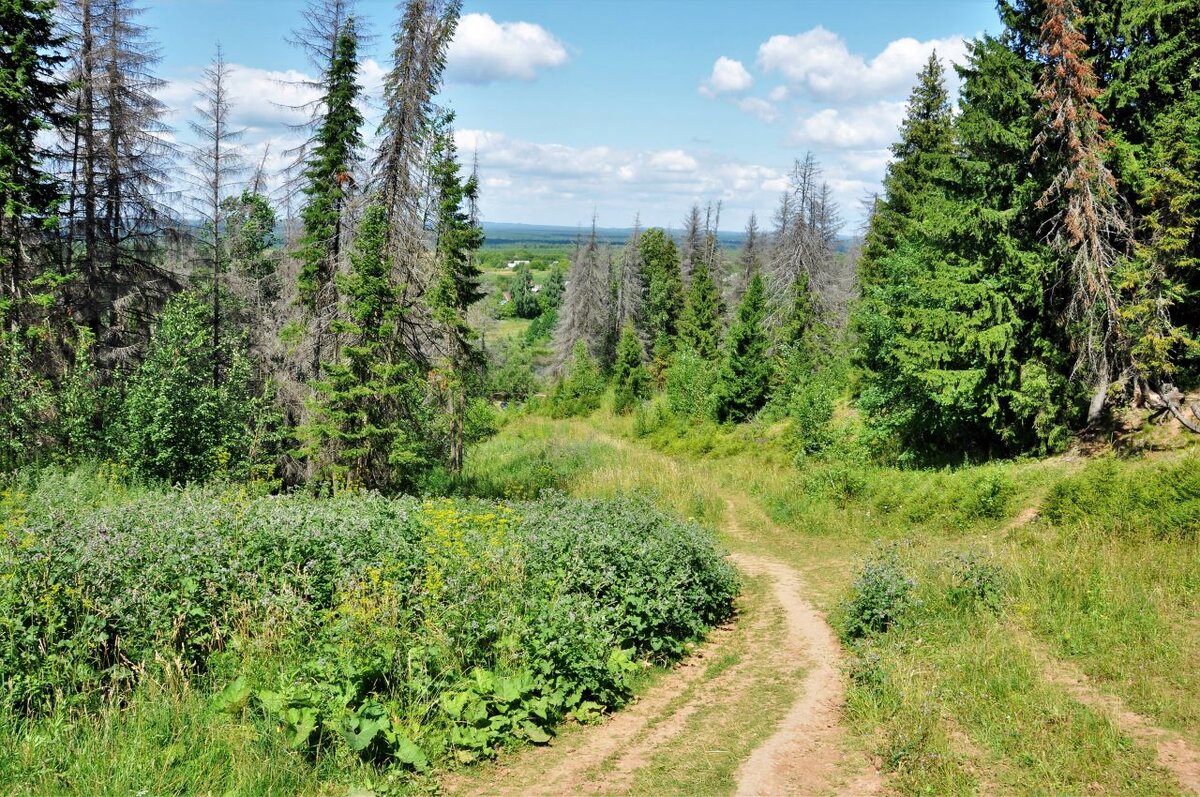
[145,0,1002,231]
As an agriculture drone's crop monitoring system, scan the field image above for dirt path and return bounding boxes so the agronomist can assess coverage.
[729,550,882,797]
[1027,636,1200,795]
[445,433,881,796]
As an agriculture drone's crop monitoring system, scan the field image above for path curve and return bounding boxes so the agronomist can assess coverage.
[445,430,882,796]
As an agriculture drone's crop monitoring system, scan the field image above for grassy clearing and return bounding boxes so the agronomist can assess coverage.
[467,409,1200,795]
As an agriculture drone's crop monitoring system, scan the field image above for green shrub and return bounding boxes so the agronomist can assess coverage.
[786,379,836,454]
[121,292,273,484]
[0,472,737,776]
[1043,455,1200,537]
[944,552,1005,612]
[957,470,1013,521]
[840,546,918,641]
[548,342,604,418]
[611,326,651,415]
[664,347,717,420]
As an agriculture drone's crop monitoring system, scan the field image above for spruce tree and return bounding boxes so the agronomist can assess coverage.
[713,272,772,423]
[296,17,364,314]
[0,0,67,309]
[427,116,484,474]
[612,324,651,414]
[510,265,539,319]
[677,260,724,359]
[639,227,684,362]
[303,204,433,492]
[860,52,955,286]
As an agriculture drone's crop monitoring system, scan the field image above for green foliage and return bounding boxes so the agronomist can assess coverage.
[786,378,836,455]
[839,546,919,641]
[855,40,1076,461]
[302,205,437,493]
[296,18,364,310]
[677,262,724,360]
[664,347,718,421]
[944,552,1006,613]
[1043,454,1200,538]
[525,307,558,345]
[639,228,684,362]
[221,190,278,283]
[121,292,269,484]
[0,330,52,471]
[55,331,119,462]
[510,266,541,319]
[488,340,539,402]
[713,273,772,423]
[0,0,68,275]
[548,341,604,418]
[0,474,736,778]
[611,325,651,415]
[540,264,566,312]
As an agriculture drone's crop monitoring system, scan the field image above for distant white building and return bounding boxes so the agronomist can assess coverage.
[505,259,531,269]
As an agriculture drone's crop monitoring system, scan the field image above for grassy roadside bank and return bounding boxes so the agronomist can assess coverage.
[466,409,1200,795]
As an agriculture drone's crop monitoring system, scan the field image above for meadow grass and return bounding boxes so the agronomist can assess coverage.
[468,409,1200,795]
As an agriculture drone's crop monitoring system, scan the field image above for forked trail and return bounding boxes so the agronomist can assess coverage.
[444,433,881,796]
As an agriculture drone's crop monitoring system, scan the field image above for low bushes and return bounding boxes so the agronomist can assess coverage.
[0,470,737,776]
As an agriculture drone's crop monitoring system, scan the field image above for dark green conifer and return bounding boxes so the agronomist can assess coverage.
[638,228,684,362]
[713,273,772,423]
[296,17,364,312]
[678,261,724,360]
[302,204,433,492]
[612,325,651,414]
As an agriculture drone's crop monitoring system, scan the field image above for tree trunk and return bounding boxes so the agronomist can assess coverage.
[1087,357,1109,425]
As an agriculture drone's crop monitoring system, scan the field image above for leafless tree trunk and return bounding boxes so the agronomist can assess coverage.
[615,216,647,345]
[54,0,177,368]
[188,45,245,388]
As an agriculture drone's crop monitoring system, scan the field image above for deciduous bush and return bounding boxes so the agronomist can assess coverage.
[0,472,737,773]
[839,546,918,641]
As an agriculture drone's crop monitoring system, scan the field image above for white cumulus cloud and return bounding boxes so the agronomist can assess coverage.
[446,13,569,84]
[700,56,753,97]
[757,26,967,101]
[790,101,906,149]
[452,128,787,228]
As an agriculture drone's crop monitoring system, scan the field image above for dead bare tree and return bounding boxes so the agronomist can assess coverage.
[730,211,761,310]
[554,219,612,370]
[373,0,461,363]
[614,215,647,346]
[187,45,246,387]
[765,153,842,330]
[54,0,178,366]
[1032,0,1137,426]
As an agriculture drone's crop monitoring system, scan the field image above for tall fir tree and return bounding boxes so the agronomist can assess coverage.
[860,53,956,287]
[0,0,68,313]
[638,227,684,363]
[677,260,724,360]
[296,15,364,330]
[713,272,772,423]
[303,204,433,492]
